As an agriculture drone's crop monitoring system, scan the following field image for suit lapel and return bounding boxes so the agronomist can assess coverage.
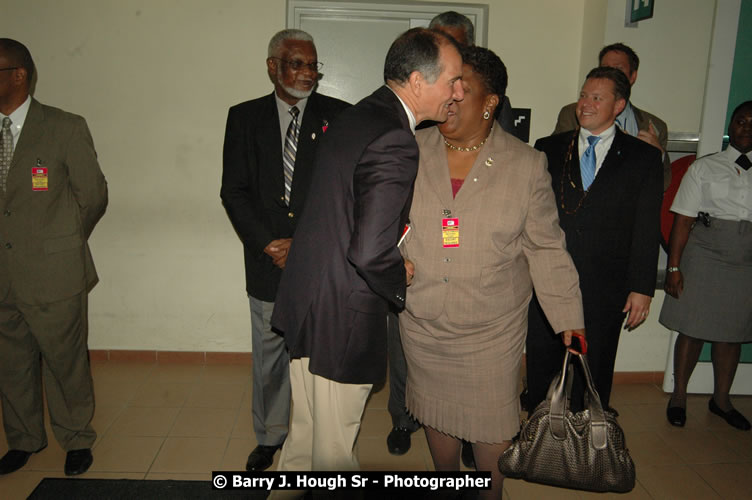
[258,93,285,206]
[290,93,325,210]
[453,126,507,206]
[419,127,454,209]
[11,99,45,170]
[592,129,626,189]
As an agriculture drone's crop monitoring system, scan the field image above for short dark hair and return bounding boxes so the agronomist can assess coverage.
[730,100,752,124]
[0,38,35,83]
[383,28,459,84]
[428,11,475,45]
[599,42,639,74]
[462,46,507,119]
[585,66,631,103]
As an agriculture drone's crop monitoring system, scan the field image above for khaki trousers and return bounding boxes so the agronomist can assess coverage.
[269,357,371,499]
[0,291,96,451]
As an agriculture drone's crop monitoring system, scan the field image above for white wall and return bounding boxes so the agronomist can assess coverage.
[1,1,724,371]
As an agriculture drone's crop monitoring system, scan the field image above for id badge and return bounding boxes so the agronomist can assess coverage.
[442,218,459,247]
[32,167,49,191]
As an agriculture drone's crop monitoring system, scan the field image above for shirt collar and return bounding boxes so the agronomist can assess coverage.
[386,86,416,134]
[2,94,31,139]
[580,122,616,142]
[274,92,308,118]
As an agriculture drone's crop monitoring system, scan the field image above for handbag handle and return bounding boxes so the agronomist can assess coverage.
[548,351,608,449]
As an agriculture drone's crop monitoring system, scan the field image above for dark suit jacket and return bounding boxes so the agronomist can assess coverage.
[221,91,350,301]
[0,99,107,305]
[271,86,417,385]
[553,101,671,190]
[527,128,663,408]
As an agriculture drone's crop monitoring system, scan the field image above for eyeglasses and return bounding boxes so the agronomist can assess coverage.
[270,58,323,72]
[0,67,18,72]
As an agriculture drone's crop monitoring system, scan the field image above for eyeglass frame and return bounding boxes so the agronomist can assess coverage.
[269,58,323,72]
[0,67,19,72]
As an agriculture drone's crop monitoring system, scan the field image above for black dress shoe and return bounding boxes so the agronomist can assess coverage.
[64,448,93,476]
[387,427,412,456]
[0,450,32,475]
[246,444,281,471]
[666,400,686,427]
[461,440,475,469]
[709,397,751,431]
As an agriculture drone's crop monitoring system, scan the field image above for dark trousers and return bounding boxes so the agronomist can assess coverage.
[0,291,96,451]
[526,294,624,413]
[387,311,420,431]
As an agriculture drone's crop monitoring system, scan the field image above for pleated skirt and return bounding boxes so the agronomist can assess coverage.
[400,307,525,444]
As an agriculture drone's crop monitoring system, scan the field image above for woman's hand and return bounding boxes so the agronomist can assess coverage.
[664,270,684,299]
[561,328,586,354]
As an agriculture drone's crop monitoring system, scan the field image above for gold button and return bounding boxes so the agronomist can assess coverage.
[288,212,294,218]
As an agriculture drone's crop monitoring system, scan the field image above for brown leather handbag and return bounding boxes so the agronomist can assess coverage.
[498,351,635,493]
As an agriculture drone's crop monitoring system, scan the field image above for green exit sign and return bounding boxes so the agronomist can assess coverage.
[631,0,655,22]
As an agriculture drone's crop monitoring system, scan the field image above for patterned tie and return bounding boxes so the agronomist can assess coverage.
[282,106,300,205]
[580,135,600,190]
[1,117,12,193]
[736,154,751,171]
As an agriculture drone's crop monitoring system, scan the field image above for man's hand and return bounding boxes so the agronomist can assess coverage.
[560,328,586,354]
[636,122,664,152]
[622,292,652,330]
[264,238,292,269]
[405,258,415,287]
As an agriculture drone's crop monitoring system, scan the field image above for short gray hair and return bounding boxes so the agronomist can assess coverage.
[268,29,314,58]
[428,11,475,46]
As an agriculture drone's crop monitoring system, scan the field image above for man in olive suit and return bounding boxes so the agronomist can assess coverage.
[0,38,107,477]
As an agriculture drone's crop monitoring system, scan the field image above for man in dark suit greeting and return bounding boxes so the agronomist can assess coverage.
[221,29,349,472]
[269,28,464,476]
[527,67,663,413]
[0,39,107,476]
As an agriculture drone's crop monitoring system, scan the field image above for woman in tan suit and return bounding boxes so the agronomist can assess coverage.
[400,46,584,498]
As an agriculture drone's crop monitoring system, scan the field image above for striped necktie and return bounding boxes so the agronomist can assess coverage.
[283,106,300,205]
[1,117,12,192]
[580,135,600,190]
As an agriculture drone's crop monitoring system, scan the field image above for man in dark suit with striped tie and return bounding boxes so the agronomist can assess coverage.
[220,29,349,471]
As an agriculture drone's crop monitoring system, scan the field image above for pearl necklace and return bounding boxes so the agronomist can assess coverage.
[443,124,493,152]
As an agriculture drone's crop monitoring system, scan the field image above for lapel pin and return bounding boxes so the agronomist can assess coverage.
[485,157,494,167]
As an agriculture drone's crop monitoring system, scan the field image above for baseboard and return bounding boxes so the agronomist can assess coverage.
[89,349,251,364]
[612,371,664,385]
[88,350,664,383]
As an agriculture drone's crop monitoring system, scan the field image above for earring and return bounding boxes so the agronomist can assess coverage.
[483,110,490,120]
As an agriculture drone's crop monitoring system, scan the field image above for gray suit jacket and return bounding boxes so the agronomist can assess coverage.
[0,99,107,305]
[553,101,671,190]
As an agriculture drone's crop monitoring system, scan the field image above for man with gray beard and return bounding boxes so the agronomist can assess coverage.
[221,28,350,471]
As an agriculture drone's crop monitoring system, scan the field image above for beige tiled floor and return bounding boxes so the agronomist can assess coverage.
[1,360,750,499]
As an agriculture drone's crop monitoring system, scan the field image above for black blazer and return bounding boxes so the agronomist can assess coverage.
[271,86,417,385]
[221,91,350,301]
[534,129,663,308]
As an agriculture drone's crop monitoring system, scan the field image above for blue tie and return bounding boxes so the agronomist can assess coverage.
[580,135,600,190]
